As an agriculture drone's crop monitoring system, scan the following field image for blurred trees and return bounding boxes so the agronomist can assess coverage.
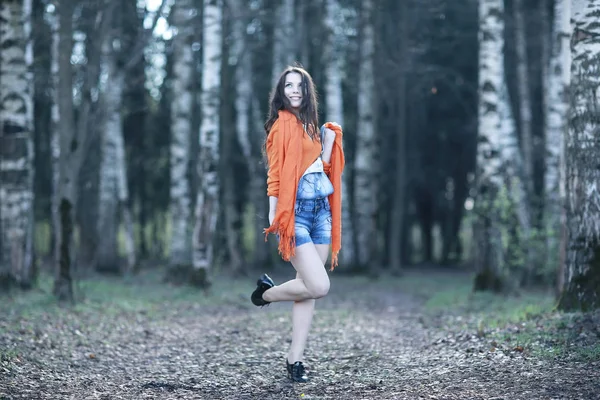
[0,0,598,310]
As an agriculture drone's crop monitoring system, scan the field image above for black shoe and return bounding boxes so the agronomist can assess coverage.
[251,274,275,306]
[286,360,308,383]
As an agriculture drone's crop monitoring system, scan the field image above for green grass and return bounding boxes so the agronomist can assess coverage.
[1,269,253,321]
[0,348,20,362]
[412,273,600,362]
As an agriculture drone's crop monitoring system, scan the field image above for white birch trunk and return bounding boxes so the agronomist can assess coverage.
[544,0,570,292]
[513,0,534,192]
[193,0,222,276]
[475,0,531,289]
[169,0,194,267]
[560,0,600,310]
[48,3,61,272]
[272,0,295,82]
[354,0,376,267]
[97,33,135,273]
[476,0,505,280]
[0,0,35,287]
[324,0,353,265]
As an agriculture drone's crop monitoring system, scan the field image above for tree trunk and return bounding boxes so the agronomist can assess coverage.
[545,0,570,296]
[220,5,242,273]
[168,0,194,270]
[271,0,295,82]
[192,0,222,286]
[353,0,377,269]
[75,1,109,274]
[54,0,77,302]
[513,0,534,195]
[114,76,136,275]
[559,0,600,311]
[48,3,61,278]
[475,0,531,292]
[229,0,254,272]
[388,1,408,272]
[324,0,354,268]
[297,0,309,69]
[251,97,270,268]
[0,0,35,289]
[97,39,125,273]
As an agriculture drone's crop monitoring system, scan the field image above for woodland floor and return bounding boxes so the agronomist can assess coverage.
[1,266,599,400]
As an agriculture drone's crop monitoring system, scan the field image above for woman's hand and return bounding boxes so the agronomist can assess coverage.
[322,126,337,163]
[323,127,336,145]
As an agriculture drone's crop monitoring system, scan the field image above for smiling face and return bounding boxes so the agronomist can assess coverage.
[284,72,303,110]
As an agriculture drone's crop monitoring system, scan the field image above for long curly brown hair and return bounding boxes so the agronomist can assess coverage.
[263,66,320,157]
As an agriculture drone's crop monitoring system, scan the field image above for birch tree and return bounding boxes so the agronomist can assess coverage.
[192,0,222,284]
[474,0,531,291]
[353,0,377,268]
[97,18,136,274]
[0,0,35,288]
[544,0,570,293]
[324,0,354,266]
[272,0,295,82]
[559,0,600,311]
[169,0,194,269]
[388,1,408,272]
[48,2,61,278]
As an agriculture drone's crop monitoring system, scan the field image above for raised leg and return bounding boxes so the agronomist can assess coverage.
[262,243,330,303]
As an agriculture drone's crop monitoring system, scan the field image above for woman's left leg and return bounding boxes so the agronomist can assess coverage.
[287,244,330,364]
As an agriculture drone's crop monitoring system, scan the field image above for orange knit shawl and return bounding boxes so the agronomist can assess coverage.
[264,110,345,270]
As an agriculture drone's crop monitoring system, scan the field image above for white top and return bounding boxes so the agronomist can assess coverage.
[302,157,324,176]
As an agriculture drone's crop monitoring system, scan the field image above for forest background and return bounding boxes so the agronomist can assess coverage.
[0,0,599,339]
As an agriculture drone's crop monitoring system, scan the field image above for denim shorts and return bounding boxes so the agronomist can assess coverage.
[294,198,332,247]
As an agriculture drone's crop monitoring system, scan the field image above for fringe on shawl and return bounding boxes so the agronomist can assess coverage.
[264,220,296,261]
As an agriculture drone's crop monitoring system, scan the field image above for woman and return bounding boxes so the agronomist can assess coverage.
[250,66,345,383]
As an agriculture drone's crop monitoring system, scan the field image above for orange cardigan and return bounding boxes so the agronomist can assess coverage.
[264,110,345,270]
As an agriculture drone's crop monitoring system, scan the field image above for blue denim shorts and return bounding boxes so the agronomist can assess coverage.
[294,198,332,247]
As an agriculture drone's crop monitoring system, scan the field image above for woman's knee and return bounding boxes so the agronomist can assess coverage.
[307,277,330,298]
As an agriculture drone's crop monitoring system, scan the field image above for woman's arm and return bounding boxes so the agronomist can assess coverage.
[266,121,282,225]
[266,122,281,197]
[268,196,278,225]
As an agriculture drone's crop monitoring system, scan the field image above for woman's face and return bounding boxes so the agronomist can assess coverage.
[284,72,303,109]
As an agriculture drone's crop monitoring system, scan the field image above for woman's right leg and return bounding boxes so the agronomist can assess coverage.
[262,242,330,303]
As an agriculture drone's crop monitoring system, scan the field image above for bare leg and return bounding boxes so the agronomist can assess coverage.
[262,243,330,302]
[287,244,330,363]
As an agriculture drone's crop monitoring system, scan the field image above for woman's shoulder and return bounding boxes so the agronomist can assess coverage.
[269,110,299,137]
[277,109,296,121]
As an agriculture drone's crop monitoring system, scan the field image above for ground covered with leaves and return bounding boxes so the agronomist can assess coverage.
[1,268,599,399]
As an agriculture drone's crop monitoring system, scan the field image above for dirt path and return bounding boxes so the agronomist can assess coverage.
[1,273,599,399]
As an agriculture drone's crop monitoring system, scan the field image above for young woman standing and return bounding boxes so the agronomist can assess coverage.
[250,66,345,383]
